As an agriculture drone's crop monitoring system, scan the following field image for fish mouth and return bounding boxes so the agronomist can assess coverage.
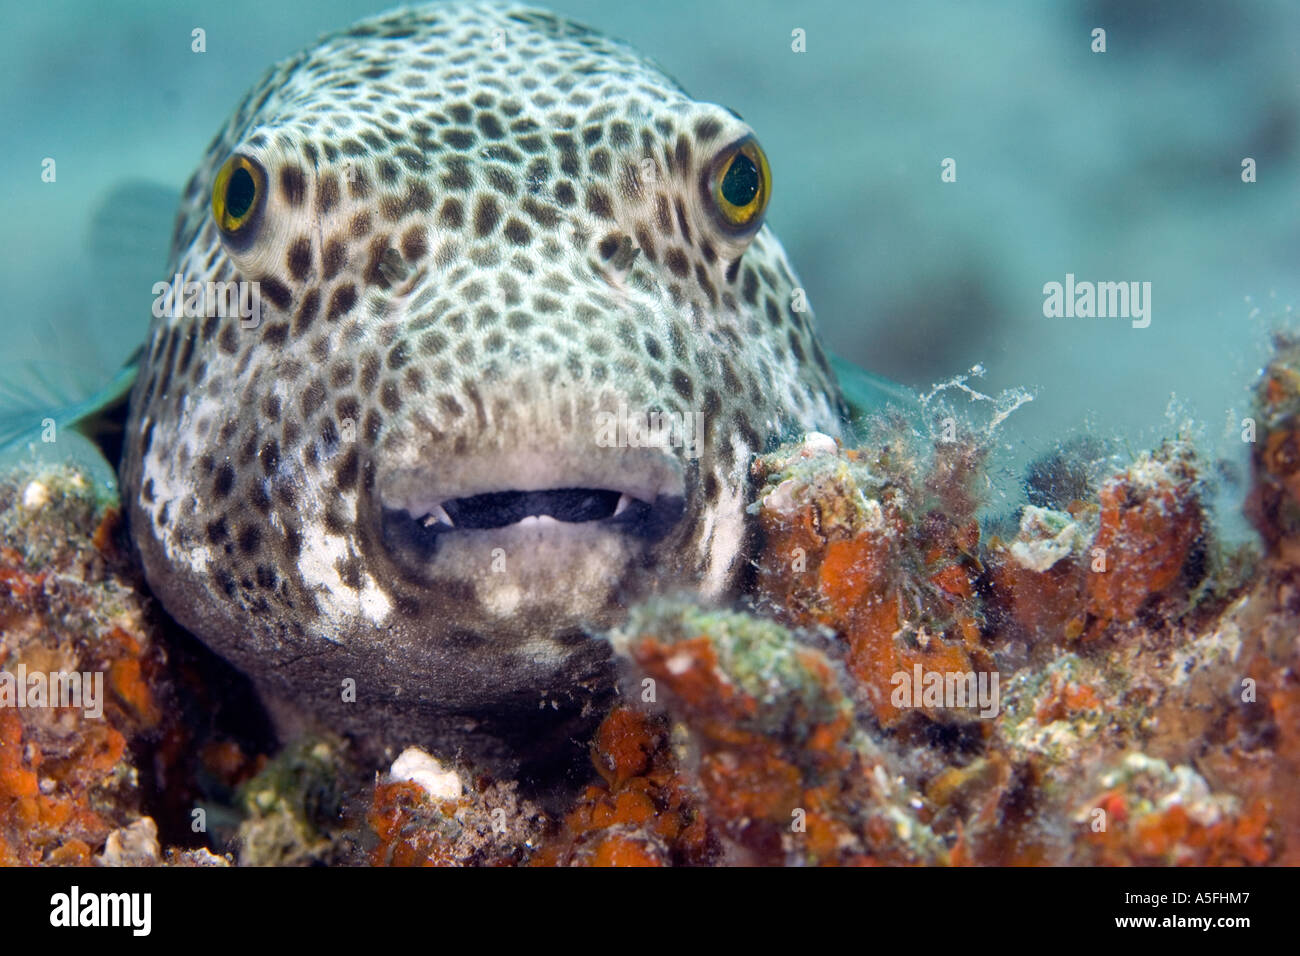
[418,488,657,530]
[384,484,681,550]
[374,444,688,570]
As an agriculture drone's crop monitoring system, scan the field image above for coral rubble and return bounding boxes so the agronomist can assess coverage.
[0,465,169,864]
[6,337,1300,866]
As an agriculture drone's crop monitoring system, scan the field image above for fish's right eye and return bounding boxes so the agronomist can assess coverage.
[704,136,770,237]
[212,154,266,240]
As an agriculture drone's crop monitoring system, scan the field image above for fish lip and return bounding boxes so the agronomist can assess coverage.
[376,443,686,519]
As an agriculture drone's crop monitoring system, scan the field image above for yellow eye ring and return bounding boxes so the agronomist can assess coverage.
[707,137,770,233]
[211,154,266,238]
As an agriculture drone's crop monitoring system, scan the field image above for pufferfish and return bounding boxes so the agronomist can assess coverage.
[107,1,875,763]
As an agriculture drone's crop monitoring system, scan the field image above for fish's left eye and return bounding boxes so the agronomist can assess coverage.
[707,137,770,233]
[211,154,266,240]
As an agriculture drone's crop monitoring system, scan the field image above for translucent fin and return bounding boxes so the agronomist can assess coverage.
[0,179,173,464]
[0,358,138,451]
[831,352,922,425]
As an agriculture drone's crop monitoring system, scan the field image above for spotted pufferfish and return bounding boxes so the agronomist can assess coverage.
[117,0,859,759]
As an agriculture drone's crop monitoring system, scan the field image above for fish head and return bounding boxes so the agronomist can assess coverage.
[123,3,843,730]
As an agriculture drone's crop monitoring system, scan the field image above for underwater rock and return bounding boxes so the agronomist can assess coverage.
[985,440,1206,647]
[0,462,169,865]
[1071,754,1270,866]
[527,706,712,867]
[96,817,161,866]
[1247,331,1300,564]
[10,335,1300,866]
[0,459,257,865]
[366,752,545,867]
[590,603,946,866]
[529,602,945,867]
[234,735,358,867]
[1082,443,1205,639]
[751,426,989,729]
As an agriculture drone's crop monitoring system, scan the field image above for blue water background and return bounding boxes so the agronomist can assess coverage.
[2,0,1297,530]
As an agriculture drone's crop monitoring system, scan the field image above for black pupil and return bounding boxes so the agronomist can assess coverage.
[226,167,256,219]
[720,153,759,207]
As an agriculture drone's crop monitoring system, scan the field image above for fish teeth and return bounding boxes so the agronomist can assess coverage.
[613,492,633,517]
[422,504,455,528]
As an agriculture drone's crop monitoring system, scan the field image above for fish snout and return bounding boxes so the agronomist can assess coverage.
[356,384,695,622]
